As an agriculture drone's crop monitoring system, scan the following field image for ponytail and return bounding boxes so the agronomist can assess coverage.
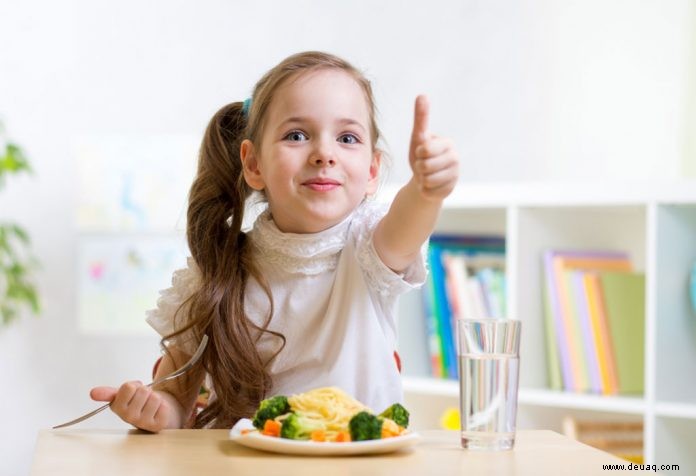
[167,101,283,429]
[187,102,249,274]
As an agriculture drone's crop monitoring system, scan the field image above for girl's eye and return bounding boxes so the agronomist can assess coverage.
[284,131,308,142]
[338,134,359,145]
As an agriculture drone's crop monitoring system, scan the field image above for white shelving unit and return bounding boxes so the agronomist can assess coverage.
[383,181,696,467]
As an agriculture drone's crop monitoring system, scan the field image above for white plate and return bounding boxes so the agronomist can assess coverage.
[229,418,421,456]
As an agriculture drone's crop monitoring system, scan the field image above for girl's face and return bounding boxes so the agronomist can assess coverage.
[241,69,381,234]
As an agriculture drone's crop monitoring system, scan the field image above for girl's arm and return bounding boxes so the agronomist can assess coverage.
[90,347,205,432]
[373,95,459,272]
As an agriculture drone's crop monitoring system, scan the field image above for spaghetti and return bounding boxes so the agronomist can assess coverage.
[287,387,369,437]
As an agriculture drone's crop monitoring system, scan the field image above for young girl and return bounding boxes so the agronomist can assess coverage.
[90,51,459,432]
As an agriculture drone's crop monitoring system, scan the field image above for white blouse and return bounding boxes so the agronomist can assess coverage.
[146,200,427,413]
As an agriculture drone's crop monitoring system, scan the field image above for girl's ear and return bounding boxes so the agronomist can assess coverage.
[366,150,382,195]
[240,139,265,191]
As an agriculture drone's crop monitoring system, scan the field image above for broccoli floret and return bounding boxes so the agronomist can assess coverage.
[379,403,410,428]
[252,395,290,429]
[349,411,383,441]
[279,412,325,440]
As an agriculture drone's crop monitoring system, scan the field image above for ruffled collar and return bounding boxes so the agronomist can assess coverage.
[248,207,355,275]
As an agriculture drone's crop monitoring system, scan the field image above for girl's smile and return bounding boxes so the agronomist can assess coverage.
[302,177,342,192]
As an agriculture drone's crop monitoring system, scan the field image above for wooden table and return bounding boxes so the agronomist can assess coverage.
[31,429,632,475]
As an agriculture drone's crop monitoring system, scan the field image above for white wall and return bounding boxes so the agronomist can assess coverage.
[1,0,694,473]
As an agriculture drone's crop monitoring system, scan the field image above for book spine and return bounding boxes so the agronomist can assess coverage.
[572,270,602,394]
[423,247,443,378]
[600,272,645,394]
[429,245,452,378]
[439,252,459,379]
[561,269,590,392]
[544,252,574,390]
[583,272,618,395]
[542,280,563,390]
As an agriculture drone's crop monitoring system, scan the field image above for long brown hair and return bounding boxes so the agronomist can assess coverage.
[166,51,383,428]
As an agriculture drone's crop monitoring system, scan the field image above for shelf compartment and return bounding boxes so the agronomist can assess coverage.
[654,204,696,403]
[514,205,646,391]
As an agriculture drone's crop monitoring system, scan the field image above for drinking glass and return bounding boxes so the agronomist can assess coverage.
[457,318,521,450]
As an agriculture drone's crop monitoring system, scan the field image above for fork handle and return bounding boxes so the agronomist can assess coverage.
[52,402,111,429]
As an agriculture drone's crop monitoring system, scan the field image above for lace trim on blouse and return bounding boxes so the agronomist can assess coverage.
[247,207,354,275]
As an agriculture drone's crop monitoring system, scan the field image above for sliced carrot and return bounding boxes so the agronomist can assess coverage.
[262,419,281,437]
[335,431,351,443]
[240,429,255,435]
[381,419,403,438]
[381,426,403,439]
[310,430,326,442]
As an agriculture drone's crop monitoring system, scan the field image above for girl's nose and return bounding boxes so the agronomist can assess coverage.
[309,139,336,167]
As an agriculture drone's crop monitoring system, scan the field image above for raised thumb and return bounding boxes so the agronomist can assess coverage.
[410,94,430,144]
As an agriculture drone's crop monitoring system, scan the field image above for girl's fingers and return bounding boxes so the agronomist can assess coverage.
[419,165,458,190]
[415,136,451,160]
[110,381,142,414]
[90,386,118,402]
[412,136,458,195]
[414,153,458,175]
[124,385,152,421]
[95,380,168,432]
[153,397,171,429]
[140,392,163,424]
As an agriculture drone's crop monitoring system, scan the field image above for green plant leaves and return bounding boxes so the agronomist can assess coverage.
[0,125,40,325]
[0,142,32,189]
[0,223,40,325]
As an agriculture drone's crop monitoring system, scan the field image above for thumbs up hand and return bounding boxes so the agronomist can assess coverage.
[409,95,459,202]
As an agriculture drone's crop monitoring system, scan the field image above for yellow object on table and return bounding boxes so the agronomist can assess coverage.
[440,407,460,430]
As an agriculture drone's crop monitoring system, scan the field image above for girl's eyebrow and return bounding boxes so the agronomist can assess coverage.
[278,117,366,133]
[337,118,367,132]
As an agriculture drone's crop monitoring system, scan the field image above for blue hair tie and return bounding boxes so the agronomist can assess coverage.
[242,97,252,117]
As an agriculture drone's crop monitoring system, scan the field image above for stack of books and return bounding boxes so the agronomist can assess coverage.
[422,234,506,379]
[542,249,645,395]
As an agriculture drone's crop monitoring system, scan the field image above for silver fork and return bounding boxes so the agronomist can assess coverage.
[53,335,209,429]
